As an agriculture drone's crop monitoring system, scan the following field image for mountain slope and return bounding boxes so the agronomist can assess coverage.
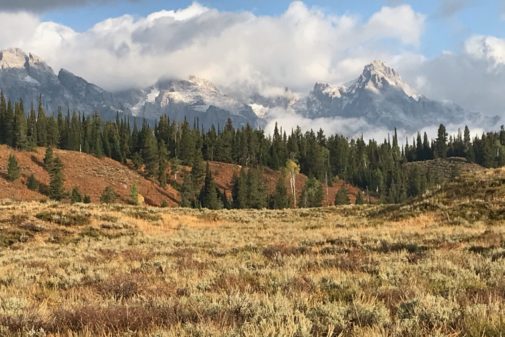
[115,76,260,128]
[0,48,121,119]
[295,60,489,131]
[0,145,179,206]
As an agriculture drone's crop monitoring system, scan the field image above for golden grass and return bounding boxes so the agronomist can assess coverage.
[0,197,504,337]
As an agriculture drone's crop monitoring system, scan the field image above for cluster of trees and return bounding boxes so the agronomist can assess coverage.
[2,93,505,207]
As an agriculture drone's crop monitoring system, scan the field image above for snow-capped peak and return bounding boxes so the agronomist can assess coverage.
[350,60,418,99]
[0,48,46,70]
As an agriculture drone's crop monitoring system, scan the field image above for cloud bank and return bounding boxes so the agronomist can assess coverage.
[0,1,504,138]
[0,2,425,94]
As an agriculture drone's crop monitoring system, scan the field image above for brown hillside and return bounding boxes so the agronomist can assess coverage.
[205,161,366,206]
[0,145,179,206]
[0,146,366,207]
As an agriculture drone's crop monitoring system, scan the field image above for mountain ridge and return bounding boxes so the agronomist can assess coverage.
[0,48,496,133]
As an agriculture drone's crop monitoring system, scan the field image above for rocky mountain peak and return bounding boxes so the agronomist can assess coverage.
[351,60,418,98]
[0,48,47,70]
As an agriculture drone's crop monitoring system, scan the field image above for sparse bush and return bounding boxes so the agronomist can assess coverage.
[100,186,117,204]
[26,174,39,191]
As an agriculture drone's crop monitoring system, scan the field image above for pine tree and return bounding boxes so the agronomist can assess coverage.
[100,186,117,204]
[48,157,65,200]
[130,184,139,205]
[191,152,205,189]
[335,187,350,205]
[300,177,324,208]
[246,167,267,209]
[231,170,248,209]
[435,124,448,159]
[27,104,37,148]
[158,140,169,187]
[26,174,39,191]
[142,130,158,178]
[269,173,290,209]
[36,96,47,146]
[7,154,20,182]
[180,174,195,207]
[199,163,222,209]
[70,187,83,204]
[43,147,54,170]
[13,100,28,150]
[355,191,365,205]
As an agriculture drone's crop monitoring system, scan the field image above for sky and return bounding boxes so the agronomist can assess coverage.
[0,0,505,121]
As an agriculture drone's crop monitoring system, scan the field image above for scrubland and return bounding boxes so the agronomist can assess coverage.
[0,169,505,336]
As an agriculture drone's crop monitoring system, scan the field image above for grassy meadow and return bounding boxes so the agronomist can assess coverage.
[0,169,505,336]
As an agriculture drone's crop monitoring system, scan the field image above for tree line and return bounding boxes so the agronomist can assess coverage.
[2,93,505,208]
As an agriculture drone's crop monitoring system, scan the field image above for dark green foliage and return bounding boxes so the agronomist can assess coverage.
[6,154,20,182]
[100,186,117,204]
[269,173,290,209]
[160,200,168,208]
[26,174,39,191]
[231,170,248,209]
[355,191,365,205]
[158,140,169,187]
[83,195,91,204]
[199,163,222,210]
[335,187,350,205]
[70,187,83,204]
[130,184,139,205]
[48,157,65,201]
[180,174,196,207]
[43,146,54,170]
[300,177,324,208]
[435,124,448,159]
[0,94,504,208]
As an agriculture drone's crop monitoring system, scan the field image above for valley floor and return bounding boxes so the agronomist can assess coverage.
[0,199,504,337]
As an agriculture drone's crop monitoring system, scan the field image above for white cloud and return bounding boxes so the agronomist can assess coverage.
[397,34,505,119]
[0,1,425,94]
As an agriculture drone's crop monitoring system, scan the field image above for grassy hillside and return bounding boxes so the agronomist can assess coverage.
[0,146,365,207]
[0,168,504,336]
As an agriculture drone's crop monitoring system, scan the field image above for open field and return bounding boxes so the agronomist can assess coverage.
[0,168,505,336]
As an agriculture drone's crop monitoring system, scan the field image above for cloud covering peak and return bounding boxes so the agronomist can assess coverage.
[0,2,425,94]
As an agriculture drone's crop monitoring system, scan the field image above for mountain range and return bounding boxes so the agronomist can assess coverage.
[0,48,497,133]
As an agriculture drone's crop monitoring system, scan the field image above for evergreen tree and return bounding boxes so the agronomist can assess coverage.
[435,124,448,159]
[191,152,205,189]
[231,170,248,209]
[26,174,39,191]
[246,167,267,209]
[300,177,324,208]
[199,163,222,209]
[27,104,37,148]
[269,173,290,209]
[355,191,365,205]
[142,130,158,178]
[7,154,20,182]
[130,184,139,205]
[13,100,28,149]
[335,187,350,205]
[70,187,83,203]
[43,146,54,169]
[180,174,195,207]
[100,186,117,204]
[48,157,65,200]
[158,140,169,187]
[36,96,47,146]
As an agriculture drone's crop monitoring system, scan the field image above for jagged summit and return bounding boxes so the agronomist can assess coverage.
[0,48,47,70]
[299,60,479,131]
[348,60,418,99]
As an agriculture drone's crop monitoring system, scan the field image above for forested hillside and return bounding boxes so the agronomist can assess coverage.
[0,93,503,208]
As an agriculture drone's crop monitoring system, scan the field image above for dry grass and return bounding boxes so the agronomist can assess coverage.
[0,168,505,336]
